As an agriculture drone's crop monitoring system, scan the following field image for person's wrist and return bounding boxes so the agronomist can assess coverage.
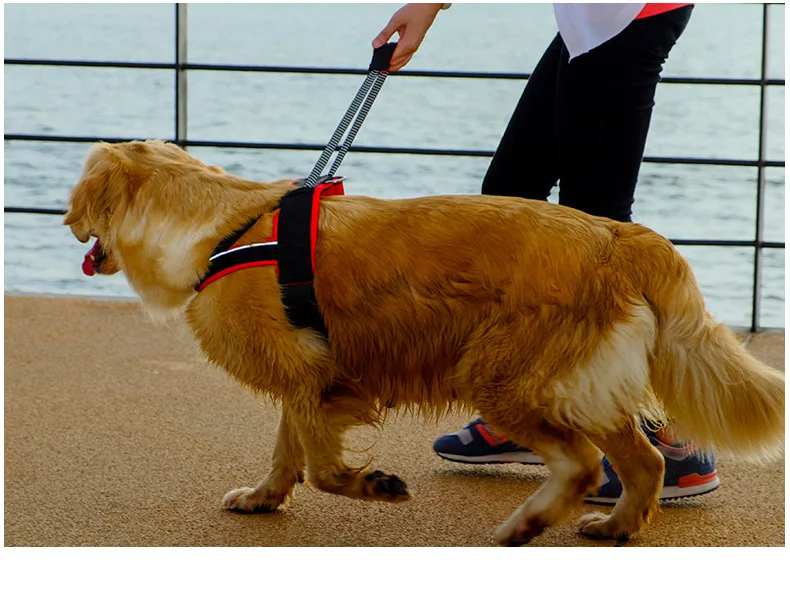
[417,3,447,15]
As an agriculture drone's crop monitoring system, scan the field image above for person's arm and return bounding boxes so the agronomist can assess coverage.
[372,3,449,72]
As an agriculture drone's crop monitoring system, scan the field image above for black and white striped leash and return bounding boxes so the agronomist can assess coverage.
[303,42,397,188]
[197,44,398,336]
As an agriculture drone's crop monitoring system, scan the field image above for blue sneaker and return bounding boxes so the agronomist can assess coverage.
[585,429,720,505]
[433,418,544,465]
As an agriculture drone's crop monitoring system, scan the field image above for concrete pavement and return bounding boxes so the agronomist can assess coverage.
[4,296,785,546]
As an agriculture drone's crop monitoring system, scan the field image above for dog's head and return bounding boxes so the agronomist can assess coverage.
[65,140,224,276]
[64,140,292,317]
[65,142,127,276]
[64,140,239,317]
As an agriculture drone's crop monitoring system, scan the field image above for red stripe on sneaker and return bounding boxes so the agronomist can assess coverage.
[677,471,718,488]
[476,423,504,447]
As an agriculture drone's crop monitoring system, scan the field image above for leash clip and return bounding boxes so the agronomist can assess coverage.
[291,175,345,188]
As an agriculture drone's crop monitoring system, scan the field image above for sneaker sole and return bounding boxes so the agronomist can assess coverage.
[435,450,545,465]
[584,476,721,506]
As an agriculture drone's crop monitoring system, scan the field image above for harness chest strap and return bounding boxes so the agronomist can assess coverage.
[195,179,345,338]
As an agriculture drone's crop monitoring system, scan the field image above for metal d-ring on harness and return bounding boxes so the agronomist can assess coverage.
[196,43,398,340]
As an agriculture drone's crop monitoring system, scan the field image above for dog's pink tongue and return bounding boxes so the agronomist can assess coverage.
[82,241,99,276]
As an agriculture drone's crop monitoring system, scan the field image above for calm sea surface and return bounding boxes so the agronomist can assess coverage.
[3,3,786,327]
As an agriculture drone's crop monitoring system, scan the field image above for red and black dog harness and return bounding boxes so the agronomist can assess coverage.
[194,177,344,338]
[190,45,397,339]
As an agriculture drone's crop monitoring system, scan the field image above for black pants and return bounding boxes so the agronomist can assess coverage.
[482,6,693,222]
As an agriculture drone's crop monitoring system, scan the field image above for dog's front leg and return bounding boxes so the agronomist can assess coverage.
[293,391,412,504]
[223,406,306,513]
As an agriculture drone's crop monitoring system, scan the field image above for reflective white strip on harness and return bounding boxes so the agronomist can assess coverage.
[208,241,278,261]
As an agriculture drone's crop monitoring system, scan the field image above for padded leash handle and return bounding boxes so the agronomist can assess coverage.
[304,43,397,189]
[369,42,397,72]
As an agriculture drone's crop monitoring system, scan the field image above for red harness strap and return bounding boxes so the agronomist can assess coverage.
[197,178,344,292]
[195,177,344,338]
[195,216,279,292]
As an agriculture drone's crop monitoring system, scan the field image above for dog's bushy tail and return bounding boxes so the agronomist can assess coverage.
[630,229,784,461]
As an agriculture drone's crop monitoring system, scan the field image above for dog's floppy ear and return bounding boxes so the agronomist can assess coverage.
[64,142,142,242]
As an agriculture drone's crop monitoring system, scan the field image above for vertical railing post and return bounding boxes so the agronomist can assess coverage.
[175,3,188,148]
[750,2,770,333]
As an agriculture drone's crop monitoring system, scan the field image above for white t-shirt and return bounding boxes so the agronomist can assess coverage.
[553,3,647,60]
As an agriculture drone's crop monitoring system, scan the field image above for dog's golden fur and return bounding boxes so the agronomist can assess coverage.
[65,140,785,545]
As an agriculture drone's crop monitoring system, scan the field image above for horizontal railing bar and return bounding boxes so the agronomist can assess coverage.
[4,58,174,70]
[4,58,786,86]
[5,207,68,215]
[5,134,141,144]
[640,155,783,167]
[3,206,786,248]
[670,239,785,248]
[4,134,785,168]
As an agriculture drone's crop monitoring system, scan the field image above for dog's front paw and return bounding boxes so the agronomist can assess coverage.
[360,470,412,503]
[222,486,285,513]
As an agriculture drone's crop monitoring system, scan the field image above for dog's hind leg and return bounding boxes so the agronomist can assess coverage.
[292,389,412,504]
[223,406,306,513]
[492,418,603,546]
[578,415,664,541]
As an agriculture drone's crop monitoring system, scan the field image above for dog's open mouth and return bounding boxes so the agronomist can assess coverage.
[82,240,101,276]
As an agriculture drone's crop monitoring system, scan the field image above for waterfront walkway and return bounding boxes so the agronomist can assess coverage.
[4,295,785,546]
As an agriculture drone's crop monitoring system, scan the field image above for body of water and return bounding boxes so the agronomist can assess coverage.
[3,3,786,327]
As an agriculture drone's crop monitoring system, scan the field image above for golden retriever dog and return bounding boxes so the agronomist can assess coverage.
[64,140,784,545]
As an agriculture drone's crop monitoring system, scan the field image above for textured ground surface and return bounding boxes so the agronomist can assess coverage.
[4,295,785,547]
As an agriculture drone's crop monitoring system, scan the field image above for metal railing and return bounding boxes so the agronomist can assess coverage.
[4,3,785,331]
